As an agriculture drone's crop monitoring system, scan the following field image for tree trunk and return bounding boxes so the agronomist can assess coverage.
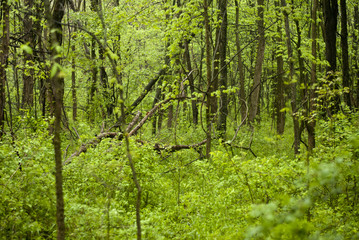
[89,38,98,121]
[0,0,10,137]
[184,40,198,125]
[248,0,265,122]
[340,0,351,108]
[217,0,228,137]
[45,0,66,238]
[22,0,35,109]
[322,0,339,115]
[274,2,285,135]
[99,47,112,117]
[354,5,359,107]
[282,0,300,154]
[235,0,246,123]
[72,44,77,121]
[308,0,318,152]
[204,0,212,159]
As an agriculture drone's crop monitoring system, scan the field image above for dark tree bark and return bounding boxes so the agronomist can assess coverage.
[89,38,98,120]
[0,0,10,137]
[235,0,246,123]
[217,0,228,137]
[282,0,300,154]
[322,0,339,114]
[22,0,35,109]
[204,0,212,158]
[184,40,198,125]
[340,0,351,108]
[323,0,338,72]
[130,68,166,113]
[354,5,359,107]
[308,0,318,152]
[274,1,285,135]
[72,44,77,121]
[45,0,66,238]
[248,0,265,122]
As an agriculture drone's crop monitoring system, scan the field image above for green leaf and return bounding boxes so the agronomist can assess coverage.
[20,44,33,54]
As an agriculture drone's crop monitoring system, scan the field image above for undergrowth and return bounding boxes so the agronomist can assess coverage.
[0,112,358,239]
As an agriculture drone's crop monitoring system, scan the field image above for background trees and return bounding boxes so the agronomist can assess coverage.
[0,0,358,238]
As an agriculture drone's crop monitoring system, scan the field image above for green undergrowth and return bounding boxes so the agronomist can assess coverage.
[1,113,358,239]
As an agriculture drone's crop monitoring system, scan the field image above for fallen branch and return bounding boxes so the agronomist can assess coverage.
[64,97,185,166]
[63,132,118,165]
[129,97,184,137]
[154,139,207,153]
[126,111,142,133]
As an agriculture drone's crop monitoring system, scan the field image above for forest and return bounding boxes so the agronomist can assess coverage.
[0,0,359,239]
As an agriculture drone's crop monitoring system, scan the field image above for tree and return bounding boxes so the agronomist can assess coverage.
[0,0,9,137]
[308,0,318,152]
[45,0,66,238]
[234,0,246,123]
[217,0,228,136]
[204,0,212,158]
[322,0,339,115]
[340,0,351,108]
[248,0,265,122]
[282,0,300,154]
[21,0,35,109]
[274,0,285,135]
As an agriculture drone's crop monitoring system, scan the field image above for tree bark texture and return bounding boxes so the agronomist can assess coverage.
[274,3,285,135]
[204,0,212,159]
[22,0,36,108]
[0,0,10,137]
[308,0,318,152]
[45,0,66,238]
[323,0,338,73]
[323,0,339,115]
[217,0,228,136]
[249,0,265,122]
[235,0,246,123]
[184,40,198,125]
[354,5,359,107]
[282,0,300,154]
[340,0,351,108]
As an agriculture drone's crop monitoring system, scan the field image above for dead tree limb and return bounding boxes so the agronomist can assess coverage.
[129,69,166,113]
[129,97,184,137]
[154,139,207,153]
[63,132,118,165]
[126,111,142,132]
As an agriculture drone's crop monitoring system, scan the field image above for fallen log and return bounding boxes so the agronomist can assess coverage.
[63,132,118,165]
[153,139,207,153]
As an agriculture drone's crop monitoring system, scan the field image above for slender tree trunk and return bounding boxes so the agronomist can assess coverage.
[89,38,98,120]
[249,0,265,122]
[0,0,10,137]
[99,47,112,117]
[235,0,246,123]
[308,0,318,152]
[45,0,66,238]
[354,5,359,107]
[204,0,212,159]
[340,0,351,108]
[282,0,300,154]
[217,0,228,137]
[22,0,35,109]
[274,2,285,135]
[72,44,77,121]
[184,40,198,125]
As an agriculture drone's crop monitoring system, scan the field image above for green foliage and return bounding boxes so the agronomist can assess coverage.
[1,112,358,238]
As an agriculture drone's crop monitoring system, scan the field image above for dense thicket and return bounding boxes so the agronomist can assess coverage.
[0,0,359,238]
